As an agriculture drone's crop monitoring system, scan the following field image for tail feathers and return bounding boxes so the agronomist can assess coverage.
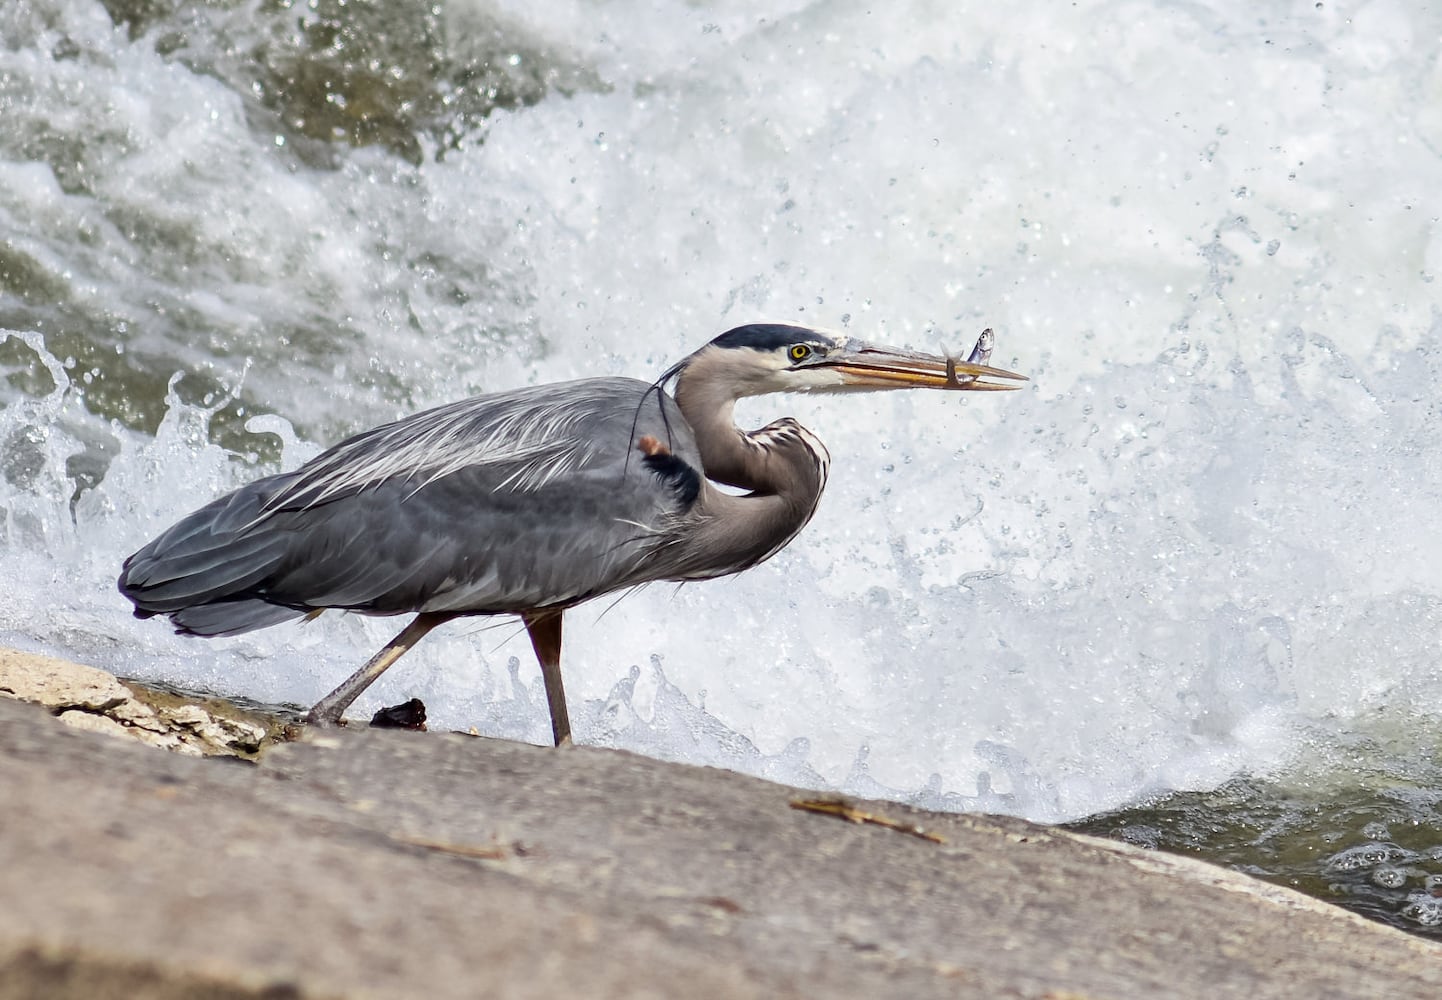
[119,493,297,634]
[120,531,289,605]
[169,600,307,637]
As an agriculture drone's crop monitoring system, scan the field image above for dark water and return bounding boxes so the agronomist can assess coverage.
[1070,774,1442,938]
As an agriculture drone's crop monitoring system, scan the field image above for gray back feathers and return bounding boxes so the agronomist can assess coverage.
[255,378,683,518]
[120,378,706,635]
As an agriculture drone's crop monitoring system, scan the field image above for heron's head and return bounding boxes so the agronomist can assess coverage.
[673,323,1027,399]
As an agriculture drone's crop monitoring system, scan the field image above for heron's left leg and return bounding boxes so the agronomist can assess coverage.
[305,611,455,726]
[521,610,572,747]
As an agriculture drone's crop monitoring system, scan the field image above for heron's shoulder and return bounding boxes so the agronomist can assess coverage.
[466,375,656,402]
[256,376,692,513]
[443,376,672,421]
[481,377,687,437]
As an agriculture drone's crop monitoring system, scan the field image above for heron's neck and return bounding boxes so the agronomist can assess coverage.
[674,373,766,491]
[669,373,831,578]
[681,395,755,490]
[674,371,829,501]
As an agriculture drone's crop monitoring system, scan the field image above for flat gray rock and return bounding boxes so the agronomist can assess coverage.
[1,677,1440,998]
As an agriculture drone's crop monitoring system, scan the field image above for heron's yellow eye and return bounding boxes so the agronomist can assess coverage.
[788,344,812,362]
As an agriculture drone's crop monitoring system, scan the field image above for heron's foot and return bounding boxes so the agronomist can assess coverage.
[303,707,347,727]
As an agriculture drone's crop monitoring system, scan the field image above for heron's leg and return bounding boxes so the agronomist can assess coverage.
[521,611,572,747]
[305,612,453,726]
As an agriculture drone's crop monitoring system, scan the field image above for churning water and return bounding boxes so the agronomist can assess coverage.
[3,0,1441,934]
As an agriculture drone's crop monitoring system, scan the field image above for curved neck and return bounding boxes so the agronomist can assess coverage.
[675,362,829,498]
[674,375,752,490]
[669,361,831,576]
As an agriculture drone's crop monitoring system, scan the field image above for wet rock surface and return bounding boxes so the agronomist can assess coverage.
[2,650,1441,999]
[0,648,271,757]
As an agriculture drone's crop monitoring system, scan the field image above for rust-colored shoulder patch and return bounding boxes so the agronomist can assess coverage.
[637,435,671,457]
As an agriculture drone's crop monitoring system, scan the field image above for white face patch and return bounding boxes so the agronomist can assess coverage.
[724,343,847,397]
[773,364,848,393]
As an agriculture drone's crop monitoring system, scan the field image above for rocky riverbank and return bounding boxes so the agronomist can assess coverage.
[2,648,1440,999]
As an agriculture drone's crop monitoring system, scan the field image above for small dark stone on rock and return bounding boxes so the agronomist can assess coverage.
[371,698,427,730]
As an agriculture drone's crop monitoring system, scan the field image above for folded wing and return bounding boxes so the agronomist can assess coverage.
[119,377,703,635]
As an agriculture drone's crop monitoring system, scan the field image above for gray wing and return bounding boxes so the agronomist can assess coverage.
[118,377,703,635]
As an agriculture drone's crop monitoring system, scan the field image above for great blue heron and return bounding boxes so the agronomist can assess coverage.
[119,324,1026,745]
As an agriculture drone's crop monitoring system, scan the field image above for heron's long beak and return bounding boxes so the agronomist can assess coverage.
[823,329,1028,391]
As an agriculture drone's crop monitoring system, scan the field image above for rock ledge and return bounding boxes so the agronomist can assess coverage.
[2,648,1439,999]
[0,648,269,756]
